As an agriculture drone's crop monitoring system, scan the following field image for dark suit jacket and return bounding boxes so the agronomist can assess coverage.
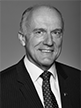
[1,57,80,108]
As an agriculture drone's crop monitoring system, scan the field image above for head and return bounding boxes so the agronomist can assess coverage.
[18,5,64,70]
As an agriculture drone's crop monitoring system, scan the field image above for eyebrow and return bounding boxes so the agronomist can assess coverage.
[33,28,47,32]
[51,28,63,33]
[33,28,63,33]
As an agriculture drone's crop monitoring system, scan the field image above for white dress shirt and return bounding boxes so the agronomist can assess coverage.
[24,56,62,108]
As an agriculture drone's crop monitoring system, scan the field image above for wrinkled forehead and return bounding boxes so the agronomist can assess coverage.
[30,7,62,27]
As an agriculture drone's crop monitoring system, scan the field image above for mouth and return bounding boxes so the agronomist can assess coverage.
[39,49,54,53]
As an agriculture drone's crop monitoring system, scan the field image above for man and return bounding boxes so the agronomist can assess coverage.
[1,5,80,108]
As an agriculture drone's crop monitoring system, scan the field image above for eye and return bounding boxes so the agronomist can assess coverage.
[35,30,43,34]
[54,31,62,35]
[33,30,44,38]
[52,29,62,37]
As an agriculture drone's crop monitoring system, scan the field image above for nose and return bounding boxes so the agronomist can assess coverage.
[43,33,54,46]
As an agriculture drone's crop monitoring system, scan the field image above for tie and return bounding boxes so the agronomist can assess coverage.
[41,71,59,108]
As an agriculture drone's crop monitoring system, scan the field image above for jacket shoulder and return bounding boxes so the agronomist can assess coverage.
[1,64,18,84]
[55,61,80,80]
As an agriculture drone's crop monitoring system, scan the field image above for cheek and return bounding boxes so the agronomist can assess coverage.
[30,38,38,48]
[30,36,43,48]
[54,38,63,58]
[54,38,63,48]
[28,37,40,55]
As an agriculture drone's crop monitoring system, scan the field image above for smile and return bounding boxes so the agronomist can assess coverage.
[40,49,53,53]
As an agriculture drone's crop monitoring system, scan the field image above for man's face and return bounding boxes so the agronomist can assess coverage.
[25,8,63,69]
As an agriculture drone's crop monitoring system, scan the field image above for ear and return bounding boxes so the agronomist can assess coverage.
[18,32,26,46]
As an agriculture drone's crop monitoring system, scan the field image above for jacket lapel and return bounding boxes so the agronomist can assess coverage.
[55,62,71,108]
[15,57,72,108]
[16,57,43,108]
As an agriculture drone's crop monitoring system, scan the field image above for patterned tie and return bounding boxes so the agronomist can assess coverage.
[41,71,59,108]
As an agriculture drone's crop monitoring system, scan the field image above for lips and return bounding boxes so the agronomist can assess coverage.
[39,49,54,53]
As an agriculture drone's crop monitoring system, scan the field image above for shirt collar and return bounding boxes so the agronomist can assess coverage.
[24,56,56,82]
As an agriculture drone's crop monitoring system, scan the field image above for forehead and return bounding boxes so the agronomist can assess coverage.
[29,7,62,29]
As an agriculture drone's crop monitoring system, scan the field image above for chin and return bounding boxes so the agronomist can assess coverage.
[40,58,54,66]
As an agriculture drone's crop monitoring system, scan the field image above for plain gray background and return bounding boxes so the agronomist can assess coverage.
[0,0,80,71]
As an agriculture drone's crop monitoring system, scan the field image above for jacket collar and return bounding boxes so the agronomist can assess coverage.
[55,62,70,108]
[16,56,44,108]
[16,56,69,108]
[16,57,68,84]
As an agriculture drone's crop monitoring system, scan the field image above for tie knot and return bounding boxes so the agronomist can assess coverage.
[41,71,51,81]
